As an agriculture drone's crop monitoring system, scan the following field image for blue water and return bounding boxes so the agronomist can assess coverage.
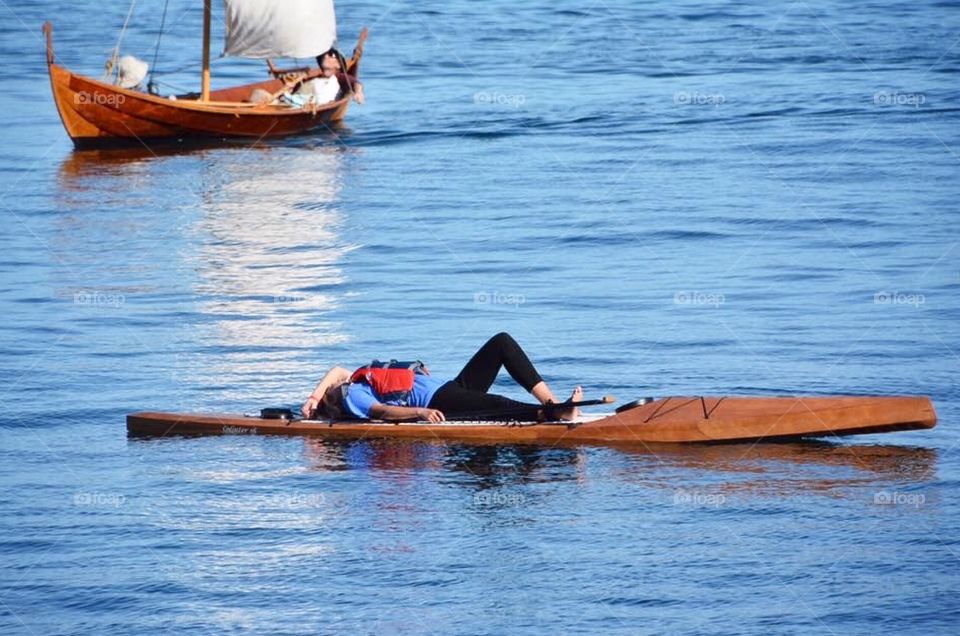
[2,0,959,633]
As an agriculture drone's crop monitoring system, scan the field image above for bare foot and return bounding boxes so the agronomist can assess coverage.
[555,386,583,421]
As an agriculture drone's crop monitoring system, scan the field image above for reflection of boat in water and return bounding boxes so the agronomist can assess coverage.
[56,130,352,192]
[44,0,367,147]
[298,438,938,500]
[608,440,938,497]
[56,144,219,195]
[58,141,260,178]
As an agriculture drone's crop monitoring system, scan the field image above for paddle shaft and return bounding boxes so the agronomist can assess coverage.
[293,396,617,424]
[558,397,615,408]
[428,395,616,422]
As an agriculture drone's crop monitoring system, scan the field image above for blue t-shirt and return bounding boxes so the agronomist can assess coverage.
[343,374,445,419]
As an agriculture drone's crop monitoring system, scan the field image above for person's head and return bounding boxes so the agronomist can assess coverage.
[316,49,345,77]
[316,381,346,419]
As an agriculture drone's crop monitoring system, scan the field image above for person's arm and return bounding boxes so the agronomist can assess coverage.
[302,366,351,418]
[264,71,311,104]
[336,72,365,104]
[370,404,445,423]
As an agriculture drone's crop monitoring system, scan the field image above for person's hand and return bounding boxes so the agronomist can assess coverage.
[417,408,445,423]
[353,83,365,104]
[284,71,306,87]
[301,396,320,419]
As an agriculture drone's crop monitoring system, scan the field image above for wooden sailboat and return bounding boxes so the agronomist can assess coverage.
[44,0,366,148]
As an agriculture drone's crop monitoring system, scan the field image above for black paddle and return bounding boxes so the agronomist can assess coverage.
[385,395,617,424]
[566,395,616,407]
[541,395,616,422]
[263,395,618,424]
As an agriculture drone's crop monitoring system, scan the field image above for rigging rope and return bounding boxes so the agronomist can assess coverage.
[147,0,171,94]
[105,0,137,82]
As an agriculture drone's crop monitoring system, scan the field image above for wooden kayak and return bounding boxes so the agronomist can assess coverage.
[127,395,936,446]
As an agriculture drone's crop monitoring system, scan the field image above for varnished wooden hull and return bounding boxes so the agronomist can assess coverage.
[127,395,937,446]
[47,64,350,148]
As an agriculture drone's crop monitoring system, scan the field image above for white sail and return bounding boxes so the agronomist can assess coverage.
[223,0,337,59]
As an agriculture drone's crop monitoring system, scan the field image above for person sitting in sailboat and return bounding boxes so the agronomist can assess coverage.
[293,48,365,106]
[253,47,365,108]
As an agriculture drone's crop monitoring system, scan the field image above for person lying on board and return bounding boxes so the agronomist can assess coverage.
[301,332,582,423]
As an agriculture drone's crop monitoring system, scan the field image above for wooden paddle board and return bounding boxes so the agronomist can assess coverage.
[127,395,936,446]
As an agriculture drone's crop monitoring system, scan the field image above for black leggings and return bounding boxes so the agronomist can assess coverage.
[429,332,545,421]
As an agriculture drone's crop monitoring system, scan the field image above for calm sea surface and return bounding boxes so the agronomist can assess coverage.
[1,1,959,634]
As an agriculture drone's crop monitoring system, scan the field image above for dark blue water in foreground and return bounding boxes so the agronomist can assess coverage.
[2,1,959,634]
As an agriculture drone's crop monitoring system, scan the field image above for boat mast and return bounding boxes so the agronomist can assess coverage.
[201,0,211,101]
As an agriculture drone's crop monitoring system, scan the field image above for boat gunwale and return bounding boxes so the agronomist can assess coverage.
[55,63,352,117]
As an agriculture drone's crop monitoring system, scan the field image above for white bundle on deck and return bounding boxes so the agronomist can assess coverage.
[116,55,149,89]
[223,0,337,59]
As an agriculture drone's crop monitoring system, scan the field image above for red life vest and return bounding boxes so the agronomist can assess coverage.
[350,360,427,404]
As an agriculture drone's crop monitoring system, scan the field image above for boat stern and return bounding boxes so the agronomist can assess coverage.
[914,395,937,429]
